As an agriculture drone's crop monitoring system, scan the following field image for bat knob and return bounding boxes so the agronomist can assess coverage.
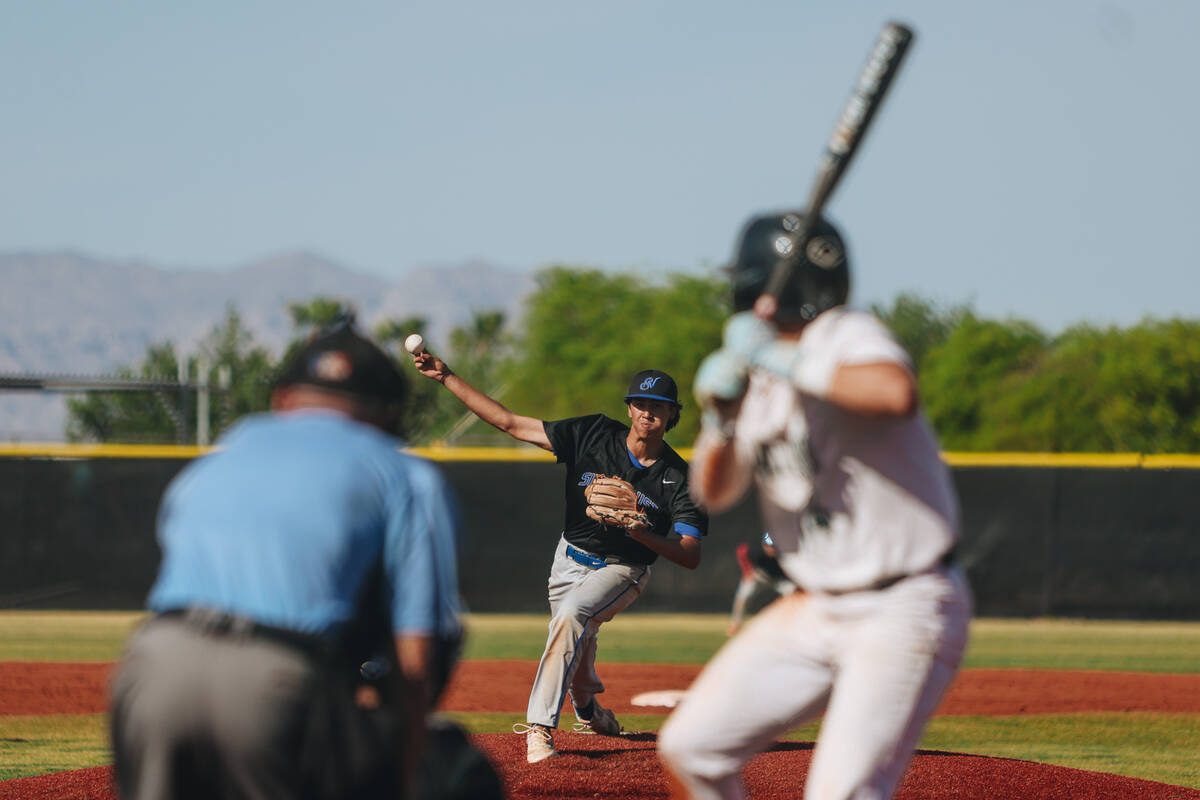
[752,293,779,322]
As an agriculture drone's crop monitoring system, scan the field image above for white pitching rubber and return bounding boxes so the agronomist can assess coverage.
[630,689,688,709]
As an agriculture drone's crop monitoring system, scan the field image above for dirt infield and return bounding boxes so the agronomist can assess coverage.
[5,659,1199,716]
[437,660,1200,716]
[3,660,1200,799]
[4,737,1200,800]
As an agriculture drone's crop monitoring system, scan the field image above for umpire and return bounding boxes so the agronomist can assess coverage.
[110,318,464,800]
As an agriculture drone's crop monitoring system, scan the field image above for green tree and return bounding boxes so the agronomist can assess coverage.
[65,307,276,444]
[373,315,437,441]
[983,320,1200,452]
[644,273,730,443]
[65,342,188,443]
[872,293,971,375]
[69,286,1200,453]
[1114,319,1200,452]
[919,314,1048,450]
[450,311,508,390]
[275,297,360,371]
[287,297,354,332]
[197,306,275,437]
[434,310,514,445]
[502,267,727,445]
[374,316,428,350]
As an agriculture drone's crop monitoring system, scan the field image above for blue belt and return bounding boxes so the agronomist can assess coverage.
[566,544,609,570]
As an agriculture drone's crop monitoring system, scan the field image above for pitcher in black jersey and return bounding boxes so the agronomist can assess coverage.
[412,353,707,764]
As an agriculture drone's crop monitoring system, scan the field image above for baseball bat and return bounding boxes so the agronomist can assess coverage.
[754,21,915,319]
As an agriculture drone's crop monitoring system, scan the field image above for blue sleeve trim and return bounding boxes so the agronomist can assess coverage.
[674,522,702,539]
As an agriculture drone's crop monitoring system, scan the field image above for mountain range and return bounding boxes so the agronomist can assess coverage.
[0,251,535,440]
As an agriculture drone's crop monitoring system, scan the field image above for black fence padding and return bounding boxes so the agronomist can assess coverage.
[1052,468,1200,618]
[0,458,186,609]
[441,460,765,614]
[445,461,564,614]
[950,467,1200,618]
[951,468,1058,617]
[3,456,1199,618]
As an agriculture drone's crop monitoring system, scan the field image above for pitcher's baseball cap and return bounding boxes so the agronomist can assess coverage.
[273,314,407,402]
[624,369,681,408]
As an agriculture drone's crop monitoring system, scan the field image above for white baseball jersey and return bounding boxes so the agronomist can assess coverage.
[710,307,959,594]
[665,307,972,800]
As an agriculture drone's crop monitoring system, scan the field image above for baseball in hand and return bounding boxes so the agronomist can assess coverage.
[404,334,425,355]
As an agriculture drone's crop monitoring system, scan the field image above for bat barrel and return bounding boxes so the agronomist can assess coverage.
[754,21,915,319]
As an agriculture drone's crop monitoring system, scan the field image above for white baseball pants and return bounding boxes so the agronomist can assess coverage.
[659,565,972,800]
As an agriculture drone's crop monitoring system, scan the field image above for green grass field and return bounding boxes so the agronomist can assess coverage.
[2,612,1199,788]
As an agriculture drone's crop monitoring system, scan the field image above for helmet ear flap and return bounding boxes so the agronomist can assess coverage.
[730,261,770,313]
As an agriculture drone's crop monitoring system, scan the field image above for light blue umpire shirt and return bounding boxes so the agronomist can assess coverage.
[147,409,461,640]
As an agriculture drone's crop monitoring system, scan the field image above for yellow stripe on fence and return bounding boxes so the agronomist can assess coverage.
[941,452,1143,468]
[0,442,214,459]
[0,442,557,462]
[2,442,1199,469]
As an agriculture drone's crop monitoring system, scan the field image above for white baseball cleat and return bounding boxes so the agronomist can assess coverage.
[513,723,557,763]
[572,701,622,736]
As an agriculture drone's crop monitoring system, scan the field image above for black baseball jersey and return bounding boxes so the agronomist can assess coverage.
[748,541,789,582]
[544,414,708,565]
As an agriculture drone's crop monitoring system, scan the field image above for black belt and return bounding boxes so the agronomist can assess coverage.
[157,608,332,659]
[825,547,958,596]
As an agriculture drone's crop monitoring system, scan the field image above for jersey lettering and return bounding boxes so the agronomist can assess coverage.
[754,437,815,513]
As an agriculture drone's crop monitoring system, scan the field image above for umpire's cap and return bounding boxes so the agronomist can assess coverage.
[273,314,407,403]
[623,369,681,408]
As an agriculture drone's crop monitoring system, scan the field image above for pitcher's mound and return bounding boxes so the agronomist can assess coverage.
[2,733,1198,800]
[480,731,1200,800]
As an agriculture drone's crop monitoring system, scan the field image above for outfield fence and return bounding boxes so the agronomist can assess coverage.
[2,446,1198,618]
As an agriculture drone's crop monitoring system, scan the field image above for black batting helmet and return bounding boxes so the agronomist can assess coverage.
[729,212,850,325]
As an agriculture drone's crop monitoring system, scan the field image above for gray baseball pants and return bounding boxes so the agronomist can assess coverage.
[525,536,650,728]
[110,614,398,800]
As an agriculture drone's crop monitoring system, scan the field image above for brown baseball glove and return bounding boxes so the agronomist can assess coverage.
[584,476,651,533]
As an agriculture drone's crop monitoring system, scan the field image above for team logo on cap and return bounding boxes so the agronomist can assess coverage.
[640,376,662,391]
[311,350,353,382]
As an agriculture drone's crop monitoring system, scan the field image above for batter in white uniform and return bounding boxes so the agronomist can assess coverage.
[658,212,972,800]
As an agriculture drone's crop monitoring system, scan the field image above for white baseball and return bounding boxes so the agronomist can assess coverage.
[403,333,425,355]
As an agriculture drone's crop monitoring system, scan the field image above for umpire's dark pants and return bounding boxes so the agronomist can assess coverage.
[110,615,401,800]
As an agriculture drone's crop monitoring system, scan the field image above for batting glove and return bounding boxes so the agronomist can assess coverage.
[751,340,837,397]
[751,339,803,378]
[692,312,774,406]
[722,311,776,359]
[693,348,749,407]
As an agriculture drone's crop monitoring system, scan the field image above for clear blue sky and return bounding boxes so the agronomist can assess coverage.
[3,1,1197,332]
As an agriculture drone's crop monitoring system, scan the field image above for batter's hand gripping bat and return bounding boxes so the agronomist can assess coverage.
[754,21,915,320]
